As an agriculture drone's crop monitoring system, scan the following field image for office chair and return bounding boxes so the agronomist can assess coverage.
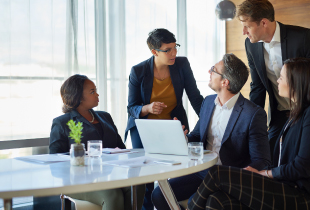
[60,194,101,210]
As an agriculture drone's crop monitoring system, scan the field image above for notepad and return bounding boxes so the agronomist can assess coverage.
[15,154,70,164]
[102,148,132,154]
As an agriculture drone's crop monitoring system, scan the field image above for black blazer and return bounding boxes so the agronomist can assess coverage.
[245,22,310,125]
[188,94,271,171]
[272,106,310,194]
[125,56,203,139]
[49,109,125,154]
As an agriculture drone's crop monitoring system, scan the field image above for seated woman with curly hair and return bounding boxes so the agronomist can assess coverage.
[50,74,145,210]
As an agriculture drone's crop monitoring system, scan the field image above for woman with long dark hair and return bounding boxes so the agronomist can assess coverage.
[50,74,145,210]
[187,58,310,210]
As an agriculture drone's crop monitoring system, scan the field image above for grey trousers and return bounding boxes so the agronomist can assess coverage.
[69,185,145,210]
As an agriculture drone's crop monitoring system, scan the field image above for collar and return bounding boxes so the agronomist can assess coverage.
[258,22,281,44]
[214,92,240,110]
[270,22,281,43]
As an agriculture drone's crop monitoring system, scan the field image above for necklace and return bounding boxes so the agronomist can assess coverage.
[89,110,95,123]
[155,67,167,81]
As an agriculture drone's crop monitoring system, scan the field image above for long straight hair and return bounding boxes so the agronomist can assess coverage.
[284,58,310,124]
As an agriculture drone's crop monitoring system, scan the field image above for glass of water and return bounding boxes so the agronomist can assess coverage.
[188,142,203,160]
[87,140,102,158]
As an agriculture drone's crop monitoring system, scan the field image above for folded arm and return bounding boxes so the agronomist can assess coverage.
[272,110,310,181]
[247,107,271,170]
[245,40,266,109]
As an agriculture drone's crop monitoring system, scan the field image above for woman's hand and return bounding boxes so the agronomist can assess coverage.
[244,166,259,173]
[148,102,167,114]
[140,102,167,117]
[173,117,188,136]
[244,166,273,178]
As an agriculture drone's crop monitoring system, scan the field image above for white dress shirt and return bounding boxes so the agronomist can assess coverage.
[206,92,240,165]
[261,22,290,112]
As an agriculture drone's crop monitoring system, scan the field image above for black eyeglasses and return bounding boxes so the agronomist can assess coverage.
[154,44,180,54]
[210,66,225,77]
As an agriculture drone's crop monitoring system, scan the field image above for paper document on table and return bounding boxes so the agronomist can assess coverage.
[15,154,70,164]
[102,156,181,168]
[102,148,134,154]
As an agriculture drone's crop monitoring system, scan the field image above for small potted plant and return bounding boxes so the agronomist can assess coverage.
[67,119,85,166]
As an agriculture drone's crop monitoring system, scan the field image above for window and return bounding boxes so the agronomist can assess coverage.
[0,0,225,153]
[0,0,95,142]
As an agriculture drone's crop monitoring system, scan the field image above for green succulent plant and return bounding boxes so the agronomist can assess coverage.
[67,119,83,144]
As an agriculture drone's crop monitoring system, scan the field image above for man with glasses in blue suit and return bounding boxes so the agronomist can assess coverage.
[152,53,271,210]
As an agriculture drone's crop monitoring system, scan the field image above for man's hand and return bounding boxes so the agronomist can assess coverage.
[173,117,188,136]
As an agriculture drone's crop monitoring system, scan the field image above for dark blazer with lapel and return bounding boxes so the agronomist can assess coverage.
[188,94,271,170]
[125,56,203,139]
[245,22,310,125]
[49,109,125,154]
[272,106,310,194]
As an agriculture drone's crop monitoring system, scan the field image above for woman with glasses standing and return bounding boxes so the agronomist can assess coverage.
[125,28,204,210]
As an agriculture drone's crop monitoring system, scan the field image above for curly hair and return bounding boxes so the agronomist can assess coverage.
[222,54,249,94]
[60,74,89,113]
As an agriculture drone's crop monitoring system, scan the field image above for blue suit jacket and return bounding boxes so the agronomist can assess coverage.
[49,109,125,154]
[272,106,310,194]
[125,56,203,139]
[188,94,271,170]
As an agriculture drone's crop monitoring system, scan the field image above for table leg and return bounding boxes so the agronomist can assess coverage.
[60,194,72,210]
[3,199,12,210]
[131,185,137,210]
[60,194,65,210]
[158,180,181,210]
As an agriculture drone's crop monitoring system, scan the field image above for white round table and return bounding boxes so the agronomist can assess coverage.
[0,149,217,210]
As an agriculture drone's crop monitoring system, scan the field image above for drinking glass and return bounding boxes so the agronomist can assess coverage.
[188,142,203,160]
[87,140,102,158]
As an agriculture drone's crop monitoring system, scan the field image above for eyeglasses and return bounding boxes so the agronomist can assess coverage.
[154,44,180,54]
[210,66,225,77]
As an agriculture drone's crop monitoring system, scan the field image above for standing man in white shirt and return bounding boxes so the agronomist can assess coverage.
[152,53,271,210]
[236,0,310,159]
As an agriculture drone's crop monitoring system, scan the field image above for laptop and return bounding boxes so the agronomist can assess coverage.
[135,119,188,156]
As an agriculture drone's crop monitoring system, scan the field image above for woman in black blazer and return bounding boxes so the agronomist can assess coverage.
[187,58,310,210]
[125,29,203,210]
[50,74,145,210]
[125,28,203,147]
